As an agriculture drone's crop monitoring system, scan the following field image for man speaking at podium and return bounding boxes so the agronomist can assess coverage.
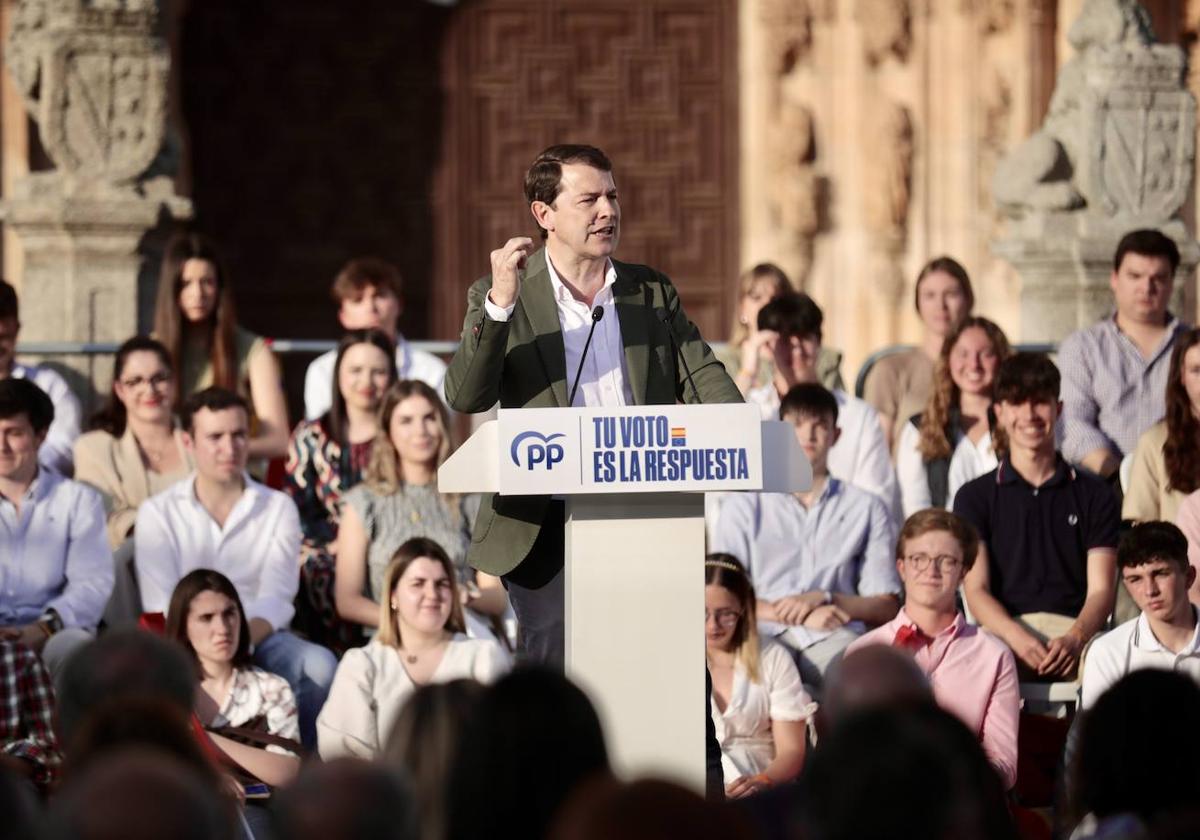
[444,144,741,666]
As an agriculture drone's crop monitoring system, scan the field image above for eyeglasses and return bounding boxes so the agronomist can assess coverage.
[903,553,963,573]
[705,608,742,628]
[120,373,171,391]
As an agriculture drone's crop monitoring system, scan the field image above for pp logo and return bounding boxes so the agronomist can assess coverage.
[510,431,566,471]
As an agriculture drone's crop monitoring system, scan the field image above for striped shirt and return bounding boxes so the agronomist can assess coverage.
[1058,313,1188,463]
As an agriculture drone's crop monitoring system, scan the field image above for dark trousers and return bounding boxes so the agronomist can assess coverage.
[502,500,566,668]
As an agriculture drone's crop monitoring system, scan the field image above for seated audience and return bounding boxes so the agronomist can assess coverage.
[285,328,397,649]
[383,679,486,840]
[56,628,196,752]
[154,231,289,461]
[1081,522,1200,709]
[803,704,1017,840]
[896,317,1010,517]
[705,554,812,798]
[1125,328,1200,524]
[748,293,898,516]
[0,639,62,796]
[337,380,506,636]
[847,509,1019,789]
[43,748,234,840]
[1069,670,1200,839]
[305,257,447,420]
[74,336,194,626]
[718,262,843,395]
[134,387,336,747]
[955,353,1119,680]
[1059,229,1188,480]
[271,758,417,840]
[446,668,610,840]
[0,378,112,680]
[551,777,752,840]
[0,279,81,476]
[712,384,900,688]
[864,257,974,450]
[165,569,301,789]
[318,537,509,759]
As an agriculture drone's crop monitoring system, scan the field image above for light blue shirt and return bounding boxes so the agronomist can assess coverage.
[0,469,113,628]
[712,478,900,649]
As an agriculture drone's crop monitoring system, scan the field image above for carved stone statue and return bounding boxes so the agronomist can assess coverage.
[863,101,914,242]
[992,0,1192,231]
[6,0,175,196]
[854,0,911,67]
[760,0,812,77]
[990,0,1198,343]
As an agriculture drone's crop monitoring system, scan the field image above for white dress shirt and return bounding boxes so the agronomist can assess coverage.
[0,470,113,628]
[484,258,633,407]
[12,362,81,477]
[747,385,900,522]
[1081,609,1200,709]
[303,334,448,420]
[134,473,302,631]
[895,421,998,518]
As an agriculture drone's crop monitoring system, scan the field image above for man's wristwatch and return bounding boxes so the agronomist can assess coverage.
[38,608,63,637]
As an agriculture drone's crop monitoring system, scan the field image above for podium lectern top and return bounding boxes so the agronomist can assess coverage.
[440,404,810,495]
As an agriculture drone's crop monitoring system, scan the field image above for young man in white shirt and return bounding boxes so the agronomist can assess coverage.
[0,280,81,476]
[713,384,900,688]
[747,293,899,521]
[303,258,446,420]
[0,378,111,681]
[135,387,336,747]
[1081,520,1200,708]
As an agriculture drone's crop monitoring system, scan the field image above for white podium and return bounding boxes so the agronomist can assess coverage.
[439,403,810,789]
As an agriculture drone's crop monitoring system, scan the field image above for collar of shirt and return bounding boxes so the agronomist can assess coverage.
[0,467,56,509]
[890,607,967,672]
[1133,608,1200,656]
[545,256,617,307]
[182,472,259,531]
[796,475,842,510]
[996,454,1073,488]
[394,333,412,376]
[1105,311,1184,366]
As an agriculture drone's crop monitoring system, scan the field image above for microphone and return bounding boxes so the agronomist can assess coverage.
[567,305,605,406]
[656,304,701,405]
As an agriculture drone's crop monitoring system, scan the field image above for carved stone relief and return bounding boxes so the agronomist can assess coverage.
[759,0,813,76]
[863,100,915,244]
[855,0,912,66]
[769,101,821,286]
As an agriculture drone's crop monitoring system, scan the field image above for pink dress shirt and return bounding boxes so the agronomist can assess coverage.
[847,609,1020,789]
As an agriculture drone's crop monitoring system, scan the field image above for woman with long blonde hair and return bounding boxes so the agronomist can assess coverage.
[895,316,1011,517]
[335,380,507,632]
[317,538,508,760]
[705,553,813,800]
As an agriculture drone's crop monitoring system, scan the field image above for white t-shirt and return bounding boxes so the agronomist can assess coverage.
[895,420,998,518]
[304,334,447,420]
[710,640,816,782]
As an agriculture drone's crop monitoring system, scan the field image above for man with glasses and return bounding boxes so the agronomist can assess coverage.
[713,383,900,689]
[0,280,80,476]
[847,508,1019,790]
[954,353,1119,680]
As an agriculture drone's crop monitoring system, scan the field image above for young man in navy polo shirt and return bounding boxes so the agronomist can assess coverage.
[954,353,1119,679]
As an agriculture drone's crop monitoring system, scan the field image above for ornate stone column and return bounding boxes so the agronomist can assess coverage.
[2,0,191,406]
[992,0,1198,343]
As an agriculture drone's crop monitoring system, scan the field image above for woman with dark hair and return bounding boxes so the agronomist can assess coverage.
[165,569,301,790]
[284,328,397,649]
[317,538,509,760]
[705,553,813,799]
[717,263,844,395]
[153,231,288,460]
[74,336,195,625]
[1125,328,1200,524]
[75,336,193,548]
[383,679,486,840]
[895,317,1011,517]
[864,256,975,450]
[336,380,507,634]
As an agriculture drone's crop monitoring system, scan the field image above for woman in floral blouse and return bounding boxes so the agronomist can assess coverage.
[284,328,397,649]
[165,569,301,790]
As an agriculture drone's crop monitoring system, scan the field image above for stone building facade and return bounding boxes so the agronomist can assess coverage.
[0,0,1198,405]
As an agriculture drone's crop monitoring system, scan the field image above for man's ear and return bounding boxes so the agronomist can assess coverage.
[1187,563,1197,590]
[831,425,842,447]
[181,431,195,453]
[530,201,554,234]
[336,306,352,331]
